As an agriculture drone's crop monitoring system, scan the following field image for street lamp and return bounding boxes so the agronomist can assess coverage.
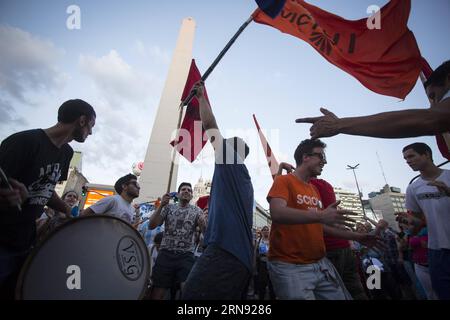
[346,164,367,218]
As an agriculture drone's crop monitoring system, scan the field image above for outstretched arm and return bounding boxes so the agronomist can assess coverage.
[296,99,450,139]
[269,198,355,227]
[323,225,385,250]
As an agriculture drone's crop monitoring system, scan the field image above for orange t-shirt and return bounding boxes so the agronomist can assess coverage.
[267,174,325,264]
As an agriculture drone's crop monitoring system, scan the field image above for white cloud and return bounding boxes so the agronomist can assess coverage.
[0,25,68,103]
[79,50,163,108]
[72,99,151,185]
[76,50,166,185]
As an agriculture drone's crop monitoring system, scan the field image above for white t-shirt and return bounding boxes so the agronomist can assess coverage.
[406,169,450,250]
[88,195,135,223]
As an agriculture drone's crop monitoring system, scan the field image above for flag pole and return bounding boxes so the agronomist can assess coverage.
[180,13,256,108]
[166,106,185,193]
[169,12,256,191]
[253,114,280,180]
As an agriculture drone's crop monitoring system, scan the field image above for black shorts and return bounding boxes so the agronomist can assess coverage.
[182,244,251,300]
[151,250,195,289]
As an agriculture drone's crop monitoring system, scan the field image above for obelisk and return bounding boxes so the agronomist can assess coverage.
[137,18,195,203]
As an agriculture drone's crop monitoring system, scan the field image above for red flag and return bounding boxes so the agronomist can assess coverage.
[196,195,210,210]
[253,114,279,179]
[253,0,422,99]
[170,60,210,162]
[420,58,450,160]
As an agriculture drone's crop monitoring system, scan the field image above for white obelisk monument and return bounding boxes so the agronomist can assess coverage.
[137,18,195,203]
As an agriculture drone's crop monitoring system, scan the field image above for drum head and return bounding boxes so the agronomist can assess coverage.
[16,215,150,300]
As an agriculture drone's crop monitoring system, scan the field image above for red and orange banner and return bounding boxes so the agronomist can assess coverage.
[253,0,422,99]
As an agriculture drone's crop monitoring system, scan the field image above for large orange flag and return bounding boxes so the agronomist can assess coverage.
[253,0,422,99]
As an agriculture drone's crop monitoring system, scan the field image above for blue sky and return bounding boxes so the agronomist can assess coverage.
[1,0,449,209]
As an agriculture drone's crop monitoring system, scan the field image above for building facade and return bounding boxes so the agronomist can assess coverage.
[192,177,212,204]
[369,185,406,231]
[333,187,365,224]
[54,151,88,198]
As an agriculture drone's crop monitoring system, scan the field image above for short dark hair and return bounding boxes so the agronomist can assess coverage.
[114,174,138,194]
[402,142,433,161]
[178,182,192,193]
[294,139,326,166]
[424,60,450,89]
[58,99,96,123]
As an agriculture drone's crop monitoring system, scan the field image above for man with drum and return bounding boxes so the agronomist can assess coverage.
[81,173,140,224]
[0,99,96,299]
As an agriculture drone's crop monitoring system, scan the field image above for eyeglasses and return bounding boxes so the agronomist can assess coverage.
[307,152,327,162]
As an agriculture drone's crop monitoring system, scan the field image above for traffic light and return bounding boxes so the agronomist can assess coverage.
[81,186,87,197]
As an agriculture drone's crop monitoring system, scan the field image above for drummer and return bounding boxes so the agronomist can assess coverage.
[81,174,140,225]
[0,99,96,300]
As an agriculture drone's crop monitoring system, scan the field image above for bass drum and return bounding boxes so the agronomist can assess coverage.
[16,215,150,300]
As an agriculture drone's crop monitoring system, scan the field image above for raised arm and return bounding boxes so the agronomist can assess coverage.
[192,81,223,149]
[296,99,450,139]
[148,193,170,230]
[276,162,295,177]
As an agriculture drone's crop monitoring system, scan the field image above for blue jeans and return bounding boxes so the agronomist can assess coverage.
[267,257,352,300]
[428,248,450,300]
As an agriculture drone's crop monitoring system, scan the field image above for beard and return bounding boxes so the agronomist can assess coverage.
[127,190,139,199]
[72,126,86,142]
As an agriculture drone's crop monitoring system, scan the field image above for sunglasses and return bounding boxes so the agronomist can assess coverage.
[127,181,140,188]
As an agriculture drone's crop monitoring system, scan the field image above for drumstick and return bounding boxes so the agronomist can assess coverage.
[0,167,22,212]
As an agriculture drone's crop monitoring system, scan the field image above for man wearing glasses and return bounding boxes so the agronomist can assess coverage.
[267,139,382,299]
[81,174,140,224]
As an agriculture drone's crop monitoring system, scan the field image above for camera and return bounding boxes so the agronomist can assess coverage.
[169,192,178,201]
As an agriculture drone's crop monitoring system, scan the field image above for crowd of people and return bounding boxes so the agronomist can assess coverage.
[0,61,449,300]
